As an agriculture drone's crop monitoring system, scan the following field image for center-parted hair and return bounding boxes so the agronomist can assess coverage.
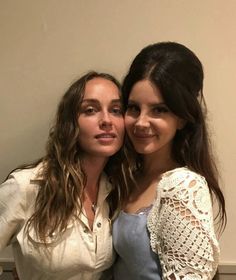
[18,71,124,242]
[121,42,226,231]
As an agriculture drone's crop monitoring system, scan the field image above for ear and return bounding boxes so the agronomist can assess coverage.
[177,118,186,130]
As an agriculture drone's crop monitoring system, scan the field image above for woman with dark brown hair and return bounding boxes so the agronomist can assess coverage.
[0,71,125,280]
[112,42,226,280]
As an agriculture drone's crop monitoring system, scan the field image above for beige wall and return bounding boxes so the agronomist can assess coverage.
[0,0,235,264]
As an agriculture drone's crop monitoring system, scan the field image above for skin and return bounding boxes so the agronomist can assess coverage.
[77,77,124,228]
[78,77,124,160]
[124,79,184,213]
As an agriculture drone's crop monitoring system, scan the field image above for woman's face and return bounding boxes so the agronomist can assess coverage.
[125,79,184,159]
[77,77,124,160]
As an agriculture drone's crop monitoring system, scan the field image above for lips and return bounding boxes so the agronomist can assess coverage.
[95,133,116,139]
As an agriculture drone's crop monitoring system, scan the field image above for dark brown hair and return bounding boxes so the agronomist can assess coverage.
[118,42,226,231]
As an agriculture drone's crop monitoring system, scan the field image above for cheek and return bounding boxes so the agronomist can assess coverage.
[124,120,134,139]
[77,124,88,136]
[113,115,124,128]
[77,122,95,142]
[160,121,179,139]
[116,119,125,138]
[124,115,133,130]
[78,116,96,131]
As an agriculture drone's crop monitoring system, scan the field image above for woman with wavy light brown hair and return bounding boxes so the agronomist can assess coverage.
[0,71,125,280]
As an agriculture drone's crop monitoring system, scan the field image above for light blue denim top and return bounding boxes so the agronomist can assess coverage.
[112,206,162,280]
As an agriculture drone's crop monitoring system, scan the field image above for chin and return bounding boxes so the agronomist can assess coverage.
[136,150,153,155]
[96,147,121,157]
[132,144,154,154]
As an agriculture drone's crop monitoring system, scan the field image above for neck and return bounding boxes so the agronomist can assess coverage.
[142,151,179,178]
[81,155,108,192]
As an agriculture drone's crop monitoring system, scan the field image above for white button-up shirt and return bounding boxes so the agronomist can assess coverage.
[0,165,114,280]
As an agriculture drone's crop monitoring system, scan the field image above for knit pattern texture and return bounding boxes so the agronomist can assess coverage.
[147,167,219,280]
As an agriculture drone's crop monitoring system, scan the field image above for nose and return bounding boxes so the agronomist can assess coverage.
[134,113,150,130]
[99,111,112,129]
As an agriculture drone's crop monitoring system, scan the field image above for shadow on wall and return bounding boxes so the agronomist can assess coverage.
[0,118,49,182]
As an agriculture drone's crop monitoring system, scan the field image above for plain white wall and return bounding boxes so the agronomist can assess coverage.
[0,0,235,264]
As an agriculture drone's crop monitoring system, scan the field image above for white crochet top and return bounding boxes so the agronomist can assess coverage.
[147,167,219,280]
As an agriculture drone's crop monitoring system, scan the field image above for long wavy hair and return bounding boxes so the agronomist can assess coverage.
[116,42,226,232]
[8,71,124,242]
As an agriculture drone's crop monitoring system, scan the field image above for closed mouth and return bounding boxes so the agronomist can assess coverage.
[95,133,116,139]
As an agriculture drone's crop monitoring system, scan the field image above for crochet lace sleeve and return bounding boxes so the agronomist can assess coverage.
[147,169,220,280]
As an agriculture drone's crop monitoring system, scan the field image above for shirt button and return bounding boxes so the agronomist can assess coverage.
[83,227,89,233]
[97,222,102,228]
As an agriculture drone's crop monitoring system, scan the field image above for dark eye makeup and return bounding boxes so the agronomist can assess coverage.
[126,101,169,116]
[152,105,169,114]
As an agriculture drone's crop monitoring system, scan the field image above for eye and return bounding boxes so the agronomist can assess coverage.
[83,106,98,115]
[111,106,123,115]
[126,103,140,115]
[152,105,169,116]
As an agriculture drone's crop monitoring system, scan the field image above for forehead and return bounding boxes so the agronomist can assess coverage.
[83,77,120,100]
[129,80,163,103]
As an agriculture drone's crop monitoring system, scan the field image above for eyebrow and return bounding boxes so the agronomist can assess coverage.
[128,100,166,106]
[82,98,121,104]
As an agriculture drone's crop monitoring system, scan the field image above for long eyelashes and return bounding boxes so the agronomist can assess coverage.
[126,103,169,117]
[152,106,169,114]
[79,106,97,115]
[126,104,139,113]
[81,105,123,116]
[111,107,123,115]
